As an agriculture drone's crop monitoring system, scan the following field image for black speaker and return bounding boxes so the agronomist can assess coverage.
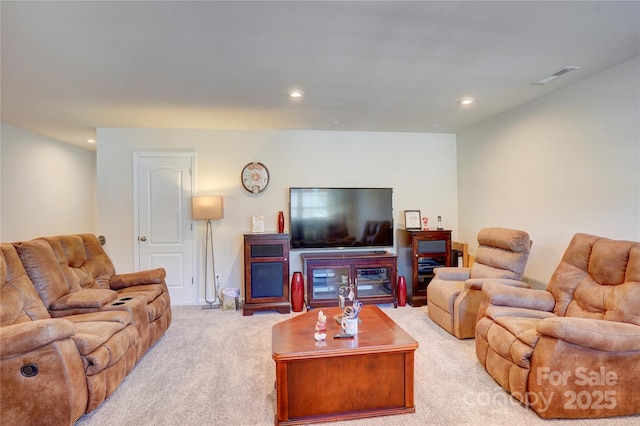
[250,244,284,258]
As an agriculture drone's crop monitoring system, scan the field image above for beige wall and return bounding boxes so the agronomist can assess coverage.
[3,57,638,299]
[457,57,640,288]
[95,129,458,303]
[0,123,96,242]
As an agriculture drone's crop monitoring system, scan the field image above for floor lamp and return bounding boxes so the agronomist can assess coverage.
[192,195,224,309]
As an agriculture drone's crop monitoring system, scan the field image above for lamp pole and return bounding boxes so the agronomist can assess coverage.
[203,218,220,309]
[192,195,224,310]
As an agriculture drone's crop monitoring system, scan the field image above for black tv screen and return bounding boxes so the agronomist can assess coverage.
[289,187,394,250]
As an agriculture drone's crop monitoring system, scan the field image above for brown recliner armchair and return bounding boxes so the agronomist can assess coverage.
[475,233,640,418]
[427,227,531,339]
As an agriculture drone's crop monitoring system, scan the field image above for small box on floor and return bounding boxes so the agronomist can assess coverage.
[222,287,240,311]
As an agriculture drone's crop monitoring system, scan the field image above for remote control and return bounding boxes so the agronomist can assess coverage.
[333,333,355,339]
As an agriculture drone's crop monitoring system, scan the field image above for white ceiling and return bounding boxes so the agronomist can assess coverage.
[2,1,639,150]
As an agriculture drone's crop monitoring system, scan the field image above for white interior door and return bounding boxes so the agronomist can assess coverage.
[136,154,195,305]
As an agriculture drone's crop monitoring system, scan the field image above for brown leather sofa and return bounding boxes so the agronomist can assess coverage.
[1,234,172,425]
[475,233,640,418]
[34,234,171,357]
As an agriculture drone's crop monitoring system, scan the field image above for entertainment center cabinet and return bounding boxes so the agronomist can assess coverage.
[243,233,290,316]
[397,229,452,307]
[301,252,398,309]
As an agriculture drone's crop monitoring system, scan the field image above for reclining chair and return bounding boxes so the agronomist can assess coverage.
[427,227,531,339]
[475,233,640,418]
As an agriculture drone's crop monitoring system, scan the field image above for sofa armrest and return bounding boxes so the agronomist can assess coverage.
[482,280,555,311]
[487,306,558,320]
[0,319,76,359]
[465,278,530,291]
[65,310,132,326]
[49,289,118,311]
[110,268,166,290]
[433,267,470,281]
[537,317,640,352]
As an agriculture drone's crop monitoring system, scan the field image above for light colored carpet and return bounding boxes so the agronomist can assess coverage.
[77,305,638,426]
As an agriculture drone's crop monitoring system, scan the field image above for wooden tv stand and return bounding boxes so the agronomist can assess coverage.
[301,251,398,309]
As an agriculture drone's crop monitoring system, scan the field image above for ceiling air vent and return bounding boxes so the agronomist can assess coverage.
[532,66,580,85]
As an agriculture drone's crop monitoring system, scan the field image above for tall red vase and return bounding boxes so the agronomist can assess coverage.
[397,275,407,307]
[278,211,285,233]
[291,272,304,312]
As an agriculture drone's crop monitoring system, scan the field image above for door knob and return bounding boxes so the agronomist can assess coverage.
[139,236,147,242]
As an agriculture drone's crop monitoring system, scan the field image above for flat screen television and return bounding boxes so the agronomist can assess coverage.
[289,187,394,250]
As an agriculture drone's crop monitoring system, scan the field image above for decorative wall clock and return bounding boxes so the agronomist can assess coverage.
[241,162,270,194]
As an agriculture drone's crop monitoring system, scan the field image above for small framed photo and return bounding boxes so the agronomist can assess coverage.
[404,210,422,230]
[252,215,265,233]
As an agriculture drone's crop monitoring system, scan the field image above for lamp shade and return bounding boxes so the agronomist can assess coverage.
[192,196,224,220]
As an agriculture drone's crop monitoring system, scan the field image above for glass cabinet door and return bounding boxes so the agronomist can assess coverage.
[355,266,393,297]
[416,238,448,294]
[312,266,350,301]
[416,256,446,293]
[302,253,398,308]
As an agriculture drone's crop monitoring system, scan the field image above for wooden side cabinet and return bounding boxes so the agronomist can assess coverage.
[397,229,452,307]
[243,233,290,316]
[301,252,398,309]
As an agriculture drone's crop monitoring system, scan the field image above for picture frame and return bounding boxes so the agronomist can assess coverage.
[404,210,422,230]
[252,215,265,233]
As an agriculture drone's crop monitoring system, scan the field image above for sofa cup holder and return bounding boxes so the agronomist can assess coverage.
[21,364,39,377]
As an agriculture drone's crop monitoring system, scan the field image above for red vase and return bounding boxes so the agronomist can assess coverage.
[291,272,304,312]
[397,276,407,307]
[278,211,285,233]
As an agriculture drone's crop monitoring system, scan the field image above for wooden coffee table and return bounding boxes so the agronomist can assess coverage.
[272,305,418,425]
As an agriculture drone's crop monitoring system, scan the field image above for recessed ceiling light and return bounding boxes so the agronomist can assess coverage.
[459,98,475,105]
[87,139,96,144]
[288,90,303,99]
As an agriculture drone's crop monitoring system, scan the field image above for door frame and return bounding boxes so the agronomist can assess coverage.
[133,151,197,302]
